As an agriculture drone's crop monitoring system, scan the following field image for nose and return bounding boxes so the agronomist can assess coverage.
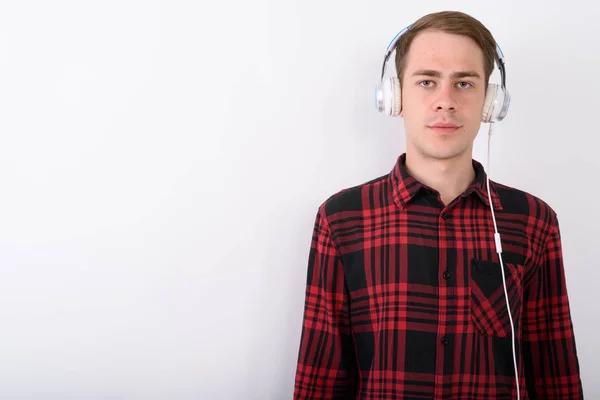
[432,84,457,112]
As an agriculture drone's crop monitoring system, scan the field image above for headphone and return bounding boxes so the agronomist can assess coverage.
[375,24,511,123]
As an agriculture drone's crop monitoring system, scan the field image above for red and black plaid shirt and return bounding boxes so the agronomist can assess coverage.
[293,153,583,399]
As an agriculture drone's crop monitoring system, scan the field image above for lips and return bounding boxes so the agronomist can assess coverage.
[432,123,458,128]
[428,122,460,134]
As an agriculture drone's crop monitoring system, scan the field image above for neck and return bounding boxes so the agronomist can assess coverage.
[404,149,476,206]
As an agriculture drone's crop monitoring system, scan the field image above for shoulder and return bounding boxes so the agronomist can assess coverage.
[314,173,389,229]
[320,174,387,214]
[492,179,559,228]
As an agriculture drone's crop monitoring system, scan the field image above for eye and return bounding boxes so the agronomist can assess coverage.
[419,80,434,87]
[457,82,472,89]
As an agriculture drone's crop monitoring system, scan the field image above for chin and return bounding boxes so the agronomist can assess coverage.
[419,145,470,161]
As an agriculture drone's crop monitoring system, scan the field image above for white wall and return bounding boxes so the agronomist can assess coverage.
[0,0,597,399]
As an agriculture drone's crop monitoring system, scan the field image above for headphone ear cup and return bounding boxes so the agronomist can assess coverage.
[376,77,401,116]
[482,84,498,123]
[482,83,511,123]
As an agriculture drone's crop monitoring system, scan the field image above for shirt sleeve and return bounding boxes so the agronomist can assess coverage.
[293,209,357,399]
[521,213,584,399]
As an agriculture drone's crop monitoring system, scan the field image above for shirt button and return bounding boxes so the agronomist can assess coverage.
[443,271,451,279]
[441,337,449,345]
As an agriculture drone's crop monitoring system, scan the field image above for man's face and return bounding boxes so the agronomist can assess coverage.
[400,29,487,161]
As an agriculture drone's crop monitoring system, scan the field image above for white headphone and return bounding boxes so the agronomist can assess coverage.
[375,24,511,123]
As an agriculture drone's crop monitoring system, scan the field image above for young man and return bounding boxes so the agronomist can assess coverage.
[293,11,583,400]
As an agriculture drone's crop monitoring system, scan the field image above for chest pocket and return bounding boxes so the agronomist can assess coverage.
[469,259,524,338]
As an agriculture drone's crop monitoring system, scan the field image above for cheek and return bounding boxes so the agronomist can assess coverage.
[470,101,485,119]
[401,86,420,105]
[400,91,423,116]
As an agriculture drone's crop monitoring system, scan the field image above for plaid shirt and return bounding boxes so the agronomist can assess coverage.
[293,153,583,399]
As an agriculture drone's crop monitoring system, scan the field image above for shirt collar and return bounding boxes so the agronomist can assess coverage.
[389,153,503,211]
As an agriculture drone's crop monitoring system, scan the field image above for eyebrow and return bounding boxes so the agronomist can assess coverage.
[411,69,482,79]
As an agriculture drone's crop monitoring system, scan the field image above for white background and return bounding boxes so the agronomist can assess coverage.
[0,0,598,399]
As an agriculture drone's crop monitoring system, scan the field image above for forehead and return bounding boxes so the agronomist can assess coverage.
[404,29,485,74]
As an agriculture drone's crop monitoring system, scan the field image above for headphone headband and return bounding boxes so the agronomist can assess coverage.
[380,24,411,81]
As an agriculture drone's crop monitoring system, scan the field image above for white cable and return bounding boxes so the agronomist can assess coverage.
[486,122,520,400]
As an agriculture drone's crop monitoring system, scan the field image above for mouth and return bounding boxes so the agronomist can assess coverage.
[427,123,461,134]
